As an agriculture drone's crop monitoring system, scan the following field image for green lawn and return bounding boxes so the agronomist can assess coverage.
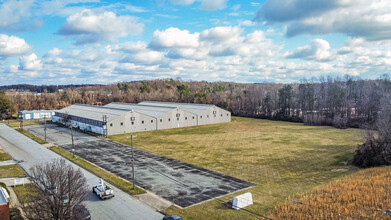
[0,150,12,161]
[0,165,26,178]
[13,184,37,202]
[7,121,44,128]
[109,117,363,219]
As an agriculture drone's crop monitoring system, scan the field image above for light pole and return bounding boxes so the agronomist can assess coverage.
[127,134,137,190]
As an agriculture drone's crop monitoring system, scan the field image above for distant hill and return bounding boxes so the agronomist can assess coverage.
[0,84,99,93]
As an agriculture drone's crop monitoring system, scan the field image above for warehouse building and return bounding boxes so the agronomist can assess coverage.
[52,102,231,135]
[105,102,198,130]
[139,101,231,125]
[18,110,56,120]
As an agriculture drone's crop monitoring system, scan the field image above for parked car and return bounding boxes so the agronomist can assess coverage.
[163,215,182,220]
[73,204,91,220]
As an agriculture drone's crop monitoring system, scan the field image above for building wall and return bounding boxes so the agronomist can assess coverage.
[106,112,156,135]
[192,106,231,126]
[156,108,197,130]
[0,203,10,220]
[19,111,55,120]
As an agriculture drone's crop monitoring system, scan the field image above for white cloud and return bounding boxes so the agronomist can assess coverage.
[0,34,31,57]
[113,41,148,53]
[18,53,42,71]
[285,39,331,61]
[45,48,62,57]
[200,0,227,10]
[200,26,242,43]
[0,0,35,30]
[149,28,199,49]
[58,9,144,44]
[240,20,256,26]
[255,0,391,41]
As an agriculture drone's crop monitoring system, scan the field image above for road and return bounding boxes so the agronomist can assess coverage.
[0,124,163,220]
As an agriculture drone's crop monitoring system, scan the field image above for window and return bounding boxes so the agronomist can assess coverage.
[168,118,171,121]
[213,111,217,114]
[142,120,144,124]
[207,115,209,118]
[110,123,113,127]
[160,119,162,122]
[227,114,229,116]
[177,118,179,121]
[214,115,216,117]
[131,121,134,125]
[192,116,195,119]
[130,117,135,121]
[185,117,187,120]
[120,122,123,126]
[176,113,180,117]
[221,114,223,117]
[151,120,153,123]
[200,116,202,119]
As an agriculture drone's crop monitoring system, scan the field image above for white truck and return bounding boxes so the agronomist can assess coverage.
[92,178,114,199]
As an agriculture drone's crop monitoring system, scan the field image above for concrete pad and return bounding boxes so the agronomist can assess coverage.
[136,191,172,211]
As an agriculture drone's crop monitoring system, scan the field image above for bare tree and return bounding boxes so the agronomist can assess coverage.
[21,159,88,220]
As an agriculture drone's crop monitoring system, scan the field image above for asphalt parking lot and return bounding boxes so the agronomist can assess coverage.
[26,124,255,208]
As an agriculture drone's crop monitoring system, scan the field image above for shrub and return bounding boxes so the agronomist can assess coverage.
[353,132,391,167]
[0,182,9,194]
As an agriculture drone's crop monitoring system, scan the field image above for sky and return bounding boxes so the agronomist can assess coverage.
[0,0,391,85]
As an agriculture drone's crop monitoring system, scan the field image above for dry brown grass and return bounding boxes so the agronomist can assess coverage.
[271,166,391,219]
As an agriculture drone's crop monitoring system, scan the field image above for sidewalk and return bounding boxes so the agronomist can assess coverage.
[0,160,16,166]
[0,177,31,186]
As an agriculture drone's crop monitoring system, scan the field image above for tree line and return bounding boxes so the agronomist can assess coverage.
[3,76,389,130]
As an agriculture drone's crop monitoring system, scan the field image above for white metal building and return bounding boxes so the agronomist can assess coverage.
[52,102,231,135]
[139,101,231,125]
[18,110,56,120]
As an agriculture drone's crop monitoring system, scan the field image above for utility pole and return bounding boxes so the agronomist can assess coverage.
[103,115,108,137]
[127,135,137,190]
[70,124,75,158]
[44,115,47,143]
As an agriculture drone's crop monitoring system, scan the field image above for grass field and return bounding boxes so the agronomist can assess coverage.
[0,148,12,161]
[271,166,391,219]
[0,165,26,178]
[109,117,363,219]
[13,184,36,202]
[6,120,44,128]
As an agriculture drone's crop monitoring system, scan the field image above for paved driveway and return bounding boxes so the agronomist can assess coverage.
[26,124,255,208]
[0,124,163,220]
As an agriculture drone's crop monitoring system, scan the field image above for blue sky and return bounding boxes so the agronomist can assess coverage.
[0,0,390,85]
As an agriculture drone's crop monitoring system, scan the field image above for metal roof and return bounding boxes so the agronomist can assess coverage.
[20,110,56,114]
[56,104,129,122]
[0,187,8,205]
[139,101,215,115]
[105,102,177,118]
